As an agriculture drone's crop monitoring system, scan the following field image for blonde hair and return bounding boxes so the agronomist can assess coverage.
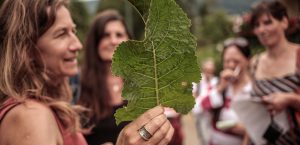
[0,0,80,133]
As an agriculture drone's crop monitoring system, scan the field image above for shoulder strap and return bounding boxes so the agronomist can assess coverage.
[296,48,300,75]
[251,55,260,79]
[0,98,22,123]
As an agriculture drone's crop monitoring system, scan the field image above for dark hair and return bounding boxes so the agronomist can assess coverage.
[222,37,251,59]
[78,9,130,121]
[250,0,288,28]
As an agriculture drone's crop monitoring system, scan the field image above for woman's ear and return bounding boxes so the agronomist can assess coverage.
[281,16,289,30]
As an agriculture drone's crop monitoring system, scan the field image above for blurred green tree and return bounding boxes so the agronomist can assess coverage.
[69,0,90,43]
[69,0,90,64]
[199,11,234,45]
[174,0,233,74]
[96,0,145,40]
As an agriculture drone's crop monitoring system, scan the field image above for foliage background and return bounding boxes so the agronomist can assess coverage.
[55,0,300,74]
[0,0,299,68]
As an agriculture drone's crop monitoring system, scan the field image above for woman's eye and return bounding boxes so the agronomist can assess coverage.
[103,33,110,38]
[56,30,67,38]
[116,32,124,37]
[59,32,66,37]
[264,19,272,25]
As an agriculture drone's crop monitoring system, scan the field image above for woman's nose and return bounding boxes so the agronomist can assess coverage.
[228,62,236,69]
[70,34,82,51]
[110,35,120,45]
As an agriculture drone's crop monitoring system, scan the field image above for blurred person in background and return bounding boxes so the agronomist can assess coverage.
[209,37,251,145]
[76,9,131,145]
[164,107,184,145]
[0,1,173,144]
[77,9,174,145]
[249,0,300,144]
[192,59,218,145]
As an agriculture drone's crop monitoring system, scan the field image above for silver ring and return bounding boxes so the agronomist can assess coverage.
[138,126,152,141]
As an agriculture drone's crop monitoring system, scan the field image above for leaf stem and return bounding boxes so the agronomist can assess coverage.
[152,41,159,105]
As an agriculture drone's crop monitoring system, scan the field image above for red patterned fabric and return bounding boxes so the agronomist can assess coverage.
[201,84,213,110]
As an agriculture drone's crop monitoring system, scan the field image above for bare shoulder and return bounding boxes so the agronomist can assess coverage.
[7,100,56,124]
[0,100,62,145]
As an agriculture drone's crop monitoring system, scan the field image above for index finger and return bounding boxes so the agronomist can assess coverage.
[133,106,164,129]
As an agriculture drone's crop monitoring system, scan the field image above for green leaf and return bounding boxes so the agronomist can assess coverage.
[127,0,151,22]
[112,0,200,125]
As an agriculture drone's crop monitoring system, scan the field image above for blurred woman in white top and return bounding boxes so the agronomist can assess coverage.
[210,37,251,145]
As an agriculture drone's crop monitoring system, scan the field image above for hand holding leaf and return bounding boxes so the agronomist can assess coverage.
[112,0,200,124]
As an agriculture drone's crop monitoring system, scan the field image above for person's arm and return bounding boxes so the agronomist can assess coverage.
[288,93,300,111]
[0,100,62,145]
[242,133,250,145]
[263,92,300,115]
[227,123,247,136]
[116,106,174,145]
[216,120,246,136]
[217,69,235,93]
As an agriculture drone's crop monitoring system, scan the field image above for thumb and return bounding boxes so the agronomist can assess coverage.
[262,95,273,103]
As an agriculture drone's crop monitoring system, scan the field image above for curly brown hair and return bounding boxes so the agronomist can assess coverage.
[0,0,81,133]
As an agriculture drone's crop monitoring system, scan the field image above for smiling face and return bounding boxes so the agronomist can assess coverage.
[37,6,82,78]
[223,46,249,76]
[253,13,288,48]
[98,20,129,61]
